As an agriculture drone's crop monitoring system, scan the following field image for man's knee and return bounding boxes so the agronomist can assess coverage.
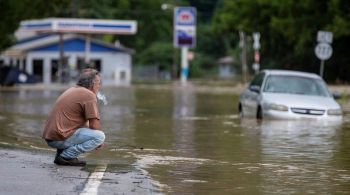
[94,131,105,144]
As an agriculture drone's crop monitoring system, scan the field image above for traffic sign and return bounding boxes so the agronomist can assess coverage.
[253,32,260,50]
[254,51,260,62]
[317,31,333,43]
[315,43,332,60]
[315,30,333,78]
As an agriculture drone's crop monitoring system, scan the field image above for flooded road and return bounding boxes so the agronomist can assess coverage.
[1,84,350,194]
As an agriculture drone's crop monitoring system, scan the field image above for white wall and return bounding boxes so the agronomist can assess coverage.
[100,52,131,86]
[26,51,132,85]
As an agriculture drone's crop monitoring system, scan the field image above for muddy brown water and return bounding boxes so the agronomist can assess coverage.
[0,85,350,194]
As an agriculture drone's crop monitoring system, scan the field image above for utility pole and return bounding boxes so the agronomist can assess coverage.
[162,3,178,80]
[239,31,248,83]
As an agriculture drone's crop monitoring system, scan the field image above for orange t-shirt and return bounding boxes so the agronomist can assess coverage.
[42,86,100,141]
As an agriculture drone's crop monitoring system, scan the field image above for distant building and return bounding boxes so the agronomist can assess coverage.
[218,56,236,78]
[1,33,134,86]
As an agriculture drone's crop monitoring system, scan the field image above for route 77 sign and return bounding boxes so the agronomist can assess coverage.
[315,42,332,60]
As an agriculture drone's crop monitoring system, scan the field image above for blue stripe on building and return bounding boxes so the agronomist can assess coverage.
[22,23,52,28]
[16,34,53,45]
[92,24,131,29]
[31,38,124,52]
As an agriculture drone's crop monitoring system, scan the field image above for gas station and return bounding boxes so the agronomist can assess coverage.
[1,18,137,86]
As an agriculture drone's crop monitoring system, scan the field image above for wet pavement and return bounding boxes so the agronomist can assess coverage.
[0,149,156,195]
[0,149,89,195]
[1,83,350,194]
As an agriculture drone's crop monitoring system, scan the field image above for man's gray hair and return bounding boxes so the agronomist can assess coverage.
[76,68,100,89]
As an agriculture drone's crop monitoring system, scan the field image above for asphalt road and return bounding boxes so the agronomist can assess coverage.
[0,148,159,195]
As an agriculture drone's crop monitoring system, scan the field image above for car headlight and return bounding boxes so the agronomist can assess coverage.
[268,103,288,111]
[327,109,343,116]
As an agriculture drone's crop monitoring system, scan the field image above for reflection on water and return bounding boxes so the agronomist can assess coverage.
[243,119,346,194]
[172,85,196,153]
[1,85,350,194]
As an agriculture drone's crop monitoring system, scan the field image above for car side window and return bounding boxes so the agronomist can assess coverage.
[249,73,265,91]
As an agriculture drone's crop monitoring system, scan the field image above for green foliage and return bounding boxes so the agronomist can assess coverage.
[0,0,70,49]
[111,0,172,51]
[190,52,217,78]
[196,24,225,59]
[213,0,350,82]
[137,41,174,70]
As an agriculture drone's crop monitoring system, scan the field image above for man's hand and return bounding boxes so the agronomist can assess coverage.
[89,118,101,130]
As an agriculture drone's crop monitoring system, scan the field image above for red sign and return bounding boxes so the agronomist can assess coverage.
[254,51,260,63]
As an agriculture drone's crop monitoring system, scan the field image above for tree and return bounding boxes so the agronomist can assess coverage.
[213,0,350,82]
[0,0,70,50]
[137,41,174,70]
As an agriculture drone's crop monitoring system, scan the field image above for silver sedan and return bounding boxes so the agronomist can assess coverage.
[238,70,343,120]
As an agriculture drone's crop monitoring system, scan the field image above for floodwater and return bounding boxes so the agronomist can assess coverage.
[1,84,350,194]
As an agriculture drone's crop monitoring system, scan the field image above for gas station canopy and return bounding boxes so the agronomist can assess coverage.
[18,18,137,35]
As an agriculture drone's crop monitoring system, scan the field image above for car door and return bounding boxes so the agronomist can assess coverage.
[241,72,265,117]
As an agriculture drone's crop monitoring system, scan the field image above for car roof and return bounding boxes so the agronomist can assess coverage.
[261,69,321,79]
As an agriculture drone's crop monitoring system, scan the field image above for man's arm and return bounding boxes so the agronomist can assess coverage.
[88,118,104,149]
[88,118,101,130]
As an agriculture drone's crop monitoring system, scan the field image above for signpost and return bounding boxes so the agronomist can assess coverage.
[315,31,333,78]
[252,32,260,74]
[174,7,196,86]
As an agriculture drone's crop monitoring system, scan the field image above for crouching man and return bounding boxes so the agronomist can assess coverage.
[42,68,105,166]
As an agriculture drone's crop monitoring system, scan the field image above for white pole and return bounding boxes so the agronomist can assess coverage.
[43,58,51,85]
[181,47,189,86]
[59,33,64,83]
[85,34,91,65]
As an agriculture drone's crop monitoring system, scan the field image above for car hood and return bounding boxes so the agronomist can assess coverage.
[262,93,341,109]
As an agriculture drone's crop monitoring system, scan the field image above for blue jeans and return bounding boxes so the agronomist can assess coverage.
[46,128,105,159]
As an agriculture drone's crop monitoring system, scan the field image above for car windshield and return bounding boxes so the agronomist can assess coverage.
[263,75,330,97]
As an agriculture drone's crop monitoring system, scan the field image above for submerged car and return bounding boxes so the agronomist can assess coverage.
[238,70,343,120]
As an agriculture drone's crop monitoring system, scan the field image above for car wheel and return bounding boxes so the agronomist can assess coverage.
[257,106,263,119]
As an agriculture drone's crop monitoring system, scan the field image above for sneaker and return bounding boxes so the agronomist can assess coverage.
[54,156,86,166]
[55,149,64,158]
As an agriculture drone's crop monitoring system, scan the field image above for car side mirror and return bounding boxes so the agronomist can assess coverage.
[332,92,341,100]
[249,85,261,93]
